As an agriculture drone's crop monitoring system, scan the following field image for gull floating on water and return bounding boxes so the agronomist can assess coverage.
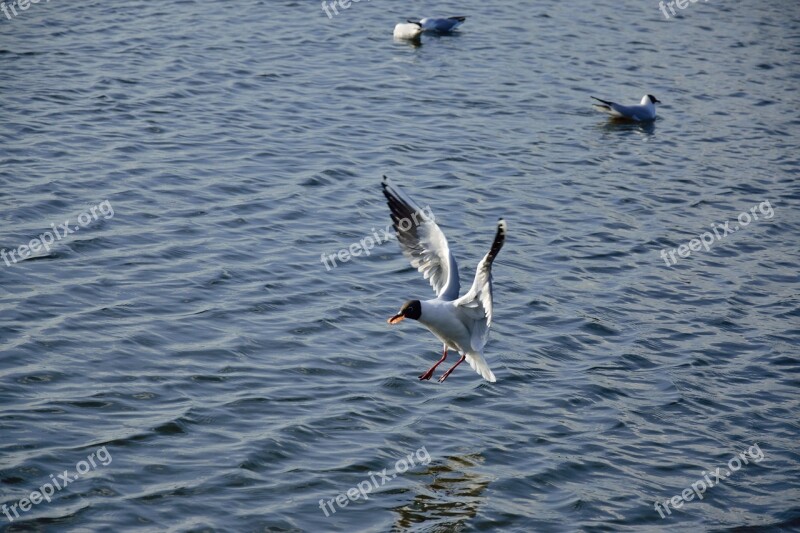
[382,176,505,383]
[394,22,422,40]
[592,94,661,122]
[406,16,466,33]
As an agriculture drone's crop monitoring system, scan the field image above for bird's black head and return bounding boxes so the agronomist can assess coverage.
[388,300,422,324]
[647,94,661,104]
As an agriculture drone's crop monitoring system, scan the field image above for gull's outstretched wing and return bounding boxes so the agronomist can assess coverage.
[382,176,460,301]
[455,219,506,352]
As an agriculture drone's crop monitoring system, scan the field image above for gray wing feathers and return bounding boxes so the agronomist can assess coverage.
[382,177,461,301]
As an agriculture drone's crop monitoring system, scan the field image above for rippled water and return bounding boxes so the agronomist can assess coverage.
[1,0,799,531]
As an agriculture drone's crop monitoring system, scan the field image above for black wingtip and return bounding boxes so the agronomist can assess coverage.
[496,219,507,236]
[485,219,506,264]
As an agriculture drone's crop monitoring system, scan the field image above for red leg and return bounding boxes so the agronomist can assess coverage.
[438,354,466,383]
[419,345,448,380]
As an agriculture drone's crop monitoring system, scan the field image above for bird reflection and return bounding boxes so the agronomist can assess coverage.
[391,453,490,531]
[598,117,657,137]
[393,36,422,48]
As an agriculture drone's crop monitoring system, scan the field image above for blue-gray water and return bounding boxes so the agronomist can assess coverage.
[1,0,799,531]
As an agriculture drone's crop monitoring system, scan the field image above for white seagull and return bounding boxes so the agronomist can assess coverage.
[592,94,661,122]
[406,16,466,33]
[382,176,505,383]
[393,22,422,40]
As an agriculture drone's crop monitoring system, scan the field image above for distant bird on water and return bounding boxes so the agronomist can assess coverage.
[382,176,505,383]
[406,16,466,33]
[592,94,661,122]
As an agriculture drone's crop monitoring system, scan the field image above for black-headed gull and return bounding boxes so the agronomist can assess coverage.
[406,16,466,33]
[393,22,422,40]
[382,176,505,383]
[592,94,661,122]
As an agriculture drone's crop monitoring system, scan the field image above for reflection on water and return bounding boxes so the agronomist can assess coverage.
[393,36,422,47]
[392,454,490,531]
[597,118,657,138]
[1,0,797,530]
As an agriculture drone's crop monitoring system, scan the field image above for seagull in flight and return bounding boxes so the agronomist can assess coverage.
[382,176,505,383]
[406,16,466,33]
[592,94,661,122]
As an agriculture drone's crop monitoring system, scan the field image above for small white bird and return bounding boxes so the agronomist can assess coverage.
[592,94,662,122]
[406,16,466,33]
[393,22,422,40]
[383,176,505,383]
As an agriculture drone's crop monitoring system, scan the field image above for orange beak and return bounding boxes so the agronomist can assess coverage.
[388,313,405,325]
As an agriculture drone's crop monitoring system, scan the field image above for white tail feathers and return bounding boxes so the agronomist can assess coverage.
[465,352,496,383]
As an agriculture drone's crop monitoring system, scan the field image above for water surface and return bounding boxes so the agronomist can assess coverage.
[1,0,799,531]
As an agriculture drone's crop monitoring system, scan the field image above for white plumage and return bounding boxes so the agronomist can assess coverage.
[592,94,661,122]
[383,176,505,383]
[393,22,422,40]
